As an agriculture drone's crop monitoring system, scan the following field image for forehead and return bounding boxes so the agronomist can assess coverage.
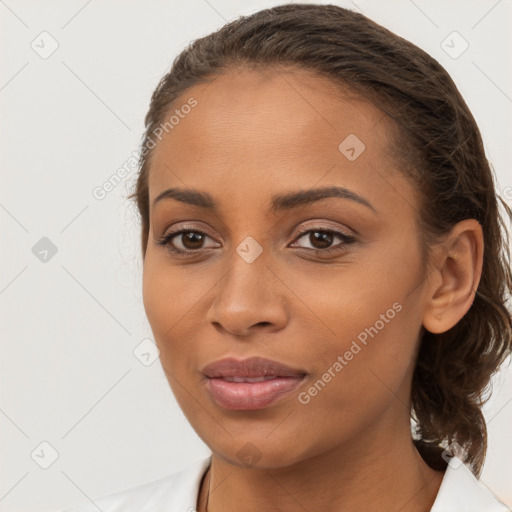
[147,66,414,216]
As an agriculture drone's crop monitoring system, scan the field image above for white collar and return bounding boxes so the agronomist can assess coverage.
[430,457,510,511]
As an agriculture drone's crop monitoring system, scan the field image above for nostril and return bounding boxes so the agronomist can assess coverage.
[251,321,273,329]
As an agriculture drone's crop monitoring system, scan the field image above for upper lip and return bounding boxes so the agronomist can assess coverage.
[202,356,307,379]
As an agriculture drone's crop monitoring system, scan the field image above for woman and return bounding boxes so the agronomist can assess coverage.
[62,3,511,511]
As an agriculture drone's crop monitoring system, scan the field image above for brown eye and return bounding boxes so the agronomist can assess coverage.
[306,231,334,249]
[157,229,219,254]
[178,231,206,250]
[291,228,356,255]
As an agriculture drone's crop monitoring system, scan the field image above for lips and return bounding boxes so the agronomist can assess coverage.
[202,356,307,379]
[202,357,307,410]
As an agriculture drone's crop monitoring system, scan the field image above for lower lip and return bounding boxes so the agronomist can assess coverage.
[205,376,306,410]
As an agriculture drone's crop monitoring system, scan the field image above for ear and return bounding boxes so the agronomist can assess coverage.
[422,219,484,334]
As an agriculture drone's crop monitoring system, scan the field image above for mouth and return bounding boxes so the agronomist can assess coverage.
[201,356,308,411]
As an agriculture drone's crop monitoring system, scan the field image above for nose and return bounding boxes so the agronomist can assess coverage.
[206,252,289,337]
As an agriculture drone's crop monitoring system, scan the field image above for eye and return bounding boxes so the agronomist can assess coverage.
[290,227,356,255]
[156,227,219,255]
[156,225,356,257]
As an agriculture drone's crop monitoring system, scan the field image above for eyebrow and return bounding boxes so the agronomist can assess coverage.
[152,185,377,214]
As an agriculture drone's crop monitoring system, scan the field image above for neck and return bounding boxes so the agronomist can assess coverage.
[197,420,444,512]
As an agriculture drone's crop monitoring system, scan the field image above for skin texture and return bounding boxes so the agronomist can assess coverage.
[142,67,484,512]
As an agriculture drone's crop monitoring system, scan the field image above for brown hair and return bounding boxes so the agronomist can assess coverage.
[128,3,512,475]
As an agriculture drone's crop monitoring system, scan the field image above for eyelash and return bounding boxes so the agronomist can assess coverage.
[156,225,356,257]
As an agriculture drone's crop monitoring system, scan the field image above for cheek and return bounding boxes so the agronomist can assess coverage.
[141,254,218,396]
[142,259,170,339]
[293,305,419,455]
[142,257,191,378]
[292,257,420,423]
[142,253,204,340]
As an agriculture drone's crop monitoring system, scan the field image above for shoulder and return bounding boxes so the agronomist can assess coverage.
[431,457,511,511]
[57,456,211,512]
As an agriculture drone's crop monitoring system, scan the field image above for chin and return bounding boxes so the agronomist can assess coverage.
[206,433,317,471]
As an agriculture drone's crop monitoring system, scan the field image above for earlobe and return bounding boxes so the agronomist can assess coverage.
[422,219,484,334]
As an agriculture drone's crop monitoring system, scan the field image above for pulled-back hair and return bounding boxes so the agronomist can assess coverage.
[128,3,512,475]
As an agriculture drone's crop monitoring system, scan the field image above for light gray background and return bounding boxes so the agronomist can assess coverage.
[1,0,511,510]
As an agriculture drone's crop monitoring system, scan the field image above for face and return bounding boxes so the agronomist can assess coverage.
[142,67,430,469]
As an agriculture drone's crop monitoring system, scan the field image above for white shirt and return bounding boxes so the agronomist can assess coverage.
[60,455,510,512]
